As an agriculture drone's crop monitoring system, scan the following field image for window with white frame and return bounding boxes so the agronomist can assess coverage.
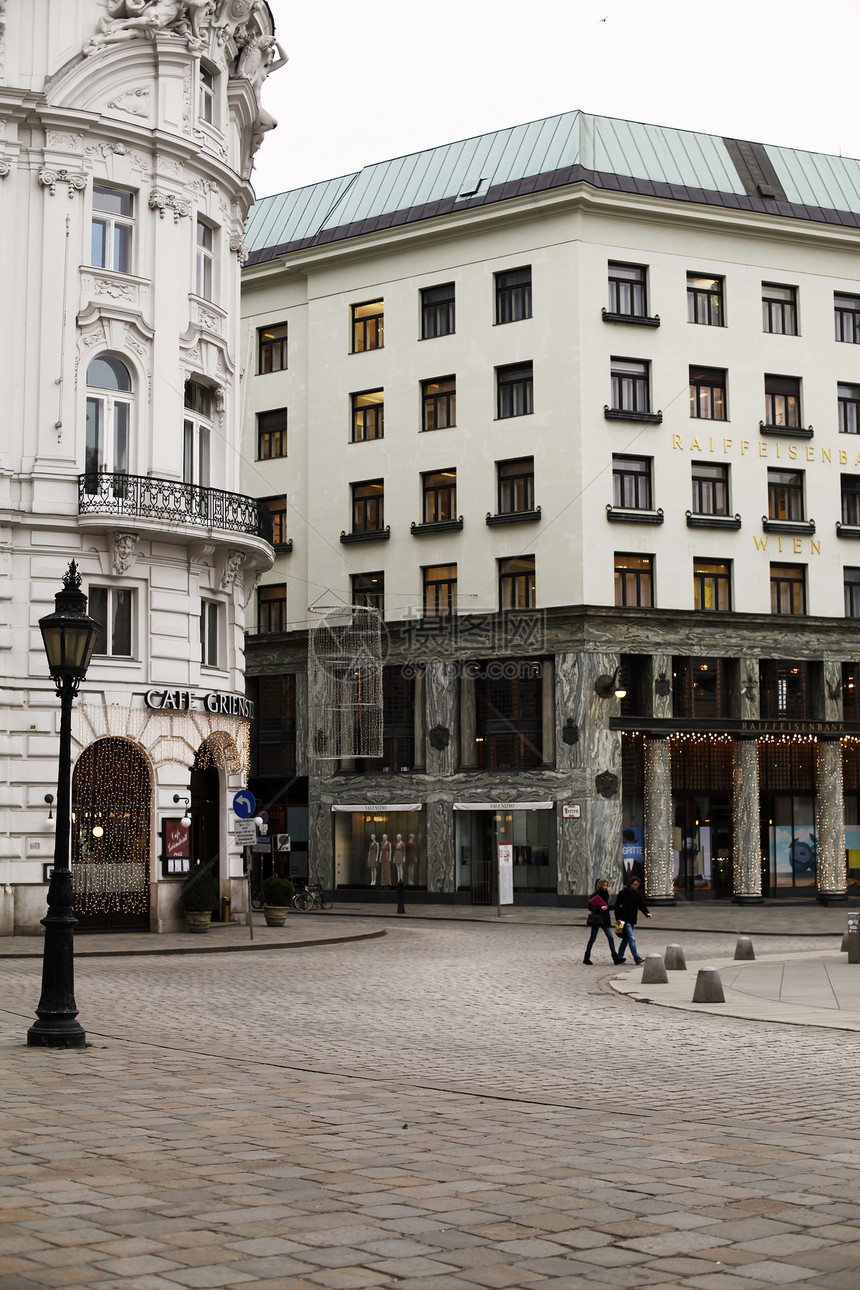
[89,586,134,658]
[195,219,214,300]
[183,380,212,487]
[200,599,220,667]
[199,64,215,123]
[85,356,132,486]
[91,185,134,274]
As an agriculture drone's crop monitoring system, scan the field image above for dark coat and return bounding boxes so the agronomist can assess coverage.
[588,891,612,927]
[614,885,649,926]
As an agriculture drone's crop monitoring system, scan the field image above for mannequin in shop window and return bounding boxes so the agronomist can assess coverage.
[393,833,406,883]
[406,833,417,885]
[380,833,391,886]
[367,833,380,885]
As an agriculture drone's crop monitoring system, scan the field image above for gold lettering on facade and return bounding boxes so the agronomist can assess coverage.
[823,449,831,463]
[789,444,798,460]
[673,434,683,450]
[741,441,750,455]
[691,437,702,452]
[754,536,768,550]
[794,538,802,553]
[812,539,821,555]
[759,442,768,456]
[724,438,732,453]
[806,446,815,461]
[841,450,848,464]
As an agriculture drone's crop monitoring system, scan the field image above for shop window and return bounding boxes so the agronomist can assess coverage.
[612,455,652,509]
[352,389,384,441]
[762,282,797,334]
[687,273,724,326]
[690,366,726,420]
[258,583,286,634]
[672,658,729,719]
[200,599,220,667]
[615,553,653,607]
[835,293,860,343]
[422,376,456,430]
[495,266,532,323]
[693,560,731,611]
[497,361,533,418]
[760,660,810,718]
[421,282,455,337]
[247,674,296,778]
[257,407,287,459]
[89,586,133,658]
[334,809,426,889]
[691,461,729,516]
[352,571,384,613]
[455,807,555,898]
[91,185,134,274]
[258,323,287,373]
[499,555,536,610]
[770,562,806,615]
[475,659,543,770]
[352,299,383,352]
[353,665,414,773]
[497,457,535,513]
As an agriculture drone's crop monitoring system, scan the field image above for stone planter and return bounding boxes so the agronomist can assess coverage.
[184,910,212,933]
[263,905,290,927]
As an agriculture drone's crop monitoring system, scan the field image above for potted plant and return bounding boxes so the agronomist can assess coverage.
[262,874,294,927]
[180,864,219,932]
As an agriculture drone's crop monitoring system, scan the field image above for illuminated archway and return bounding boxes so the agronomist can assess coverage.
[72,737,151,931]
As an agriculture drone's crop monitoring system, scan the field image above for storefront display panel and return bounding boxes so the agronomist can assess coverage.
[334,810,426,889]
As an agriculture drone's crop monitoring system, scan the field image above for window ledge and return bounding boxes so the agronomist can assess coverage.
[686,512,742,530]
[762,517,815,534]
[273,539,293,553]
[340,526,391,544]
[836,522,860,539]
[410,518,464,535]
[486,507,542,526]
[604,407,663,424]
[606,505,664,524]
[760,421,814,439]
[602,308,660,328]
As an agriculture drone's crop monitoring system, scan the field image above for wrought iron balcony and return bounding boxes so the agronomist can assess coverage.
[78,472,273,545]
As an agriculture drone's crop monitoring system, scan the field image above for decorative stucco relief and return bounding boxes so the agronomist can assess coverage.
[106,87,151,119]
[148,190,191,221]
[112,532,140,574]
[46,131,84,152]
[229,235,248,264]
[85,141,149,173]
[0,160,10,179]
[39,168,87,197]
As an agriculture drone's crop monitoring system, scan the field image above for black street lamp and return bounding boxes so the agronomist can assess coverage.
[28,562,100,1049]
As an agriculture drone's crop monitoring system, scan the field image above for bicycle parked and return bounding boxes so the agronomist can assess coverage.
[292,882,333,911]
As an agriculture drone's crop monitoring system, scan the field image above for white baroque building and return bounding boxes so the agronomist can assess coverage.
[240,110,860,909]
[0,0,281,934]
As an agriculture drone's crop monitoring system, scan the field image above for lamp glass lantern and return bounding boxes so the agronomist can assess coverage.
[38,563,100,687]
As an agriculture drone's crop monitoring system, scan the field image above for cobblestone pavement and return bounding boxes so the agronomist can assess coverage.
[1,918,858,1290]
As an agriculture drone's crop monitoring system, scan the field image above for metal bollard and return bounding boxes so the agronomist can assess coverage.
[396,881,405,915]
[221,895,231,924]
[734,935,755,960]
[664,943,687,970]
[692,967,725,1003]
[847,912,860,964]
[641,953,668,984]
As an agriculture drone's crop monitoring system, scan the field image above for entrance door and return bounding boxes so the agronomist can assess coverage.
[191,762,221,916]
[760,794,817,894]
[674,794,733,897]
[72,737,150,931]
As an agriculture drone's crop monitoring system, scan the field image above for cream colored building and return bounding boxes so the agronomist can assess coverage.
[240,111,860,907]
[0,1,282,933]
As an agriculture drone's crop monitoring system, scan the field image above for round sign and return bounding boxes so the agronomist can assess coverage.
[258,810,268,824]
[232,790,256,819]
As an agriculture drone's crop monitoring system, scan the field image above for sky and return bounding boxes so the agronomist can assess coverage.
[250,0,855,200]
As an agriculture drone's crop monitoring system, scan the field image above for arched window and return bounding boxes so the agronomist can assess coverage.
[85,355,132,481]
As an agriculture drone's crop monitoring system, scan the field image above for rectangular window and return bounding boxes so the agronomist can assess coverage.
[767,468,804,521]
[352,572,384,613]
[495,267,532,323]
[673,658,730,719]
[423,563,457,617]
[422,469,457,523]
[421,282,455,338]
[693,560,732,611]
[199,64,215,123]
[845,569,860,618]
[258,583,287,634]
[261,495,288,546]
[91,185,134,274]
[615,554,653,607]
[422,376,456,430]
[497,361,533,418]
[838,383,860,435]
[770,563,806,615]
[499,556,536,610]
[352,300,383,352]
[762,283,797,335]
[687,273,724,326]
[258,323,287,374]
[842,475,860,526]
[607,262,647,316]
[498,457,535,514]
[835,293,860,343]
[764,374,800,428]
[612,455,652,509]
[351,479,384,533]
[691,462,729,516]
[611,358,650,413]
[257,408,287,459]
[89,586,133,658]
[351,389,384,442]
[196,219,213,301]
[200,599,219,667]
[475,660,543,770]
[689,366,726,420]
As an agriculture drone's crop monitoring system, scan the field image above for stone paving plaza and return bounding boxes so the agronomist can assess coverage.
[1,903,859,1290]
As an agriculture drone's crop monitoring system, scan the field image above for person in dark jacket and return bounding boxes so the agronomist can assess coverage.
[583,878,622,965]
[613,876,651,964]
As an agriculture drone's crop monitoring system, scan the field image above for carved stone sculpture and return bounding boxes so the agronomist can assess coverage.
[113,532,140,575]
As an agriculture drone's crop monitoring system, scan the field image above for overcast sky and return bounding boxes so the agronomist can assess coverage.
[251,0,854,200]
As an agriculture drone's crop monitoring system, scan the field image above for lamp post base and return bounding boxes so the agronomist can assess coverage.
[27,1019,86,1048]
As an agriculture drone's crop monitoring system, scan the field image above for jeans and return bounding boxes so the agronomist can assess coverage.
[585,923,617,959]
[617,923,639,960]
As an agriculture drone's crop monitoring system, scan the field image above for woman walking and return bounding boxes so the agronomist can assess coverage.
[583,878,621,965]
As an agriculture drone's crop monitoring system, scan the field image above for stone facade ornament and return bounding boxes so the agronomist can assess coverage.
[220,550,244,590]
[654,673,671,697]
[595,770,619,798]
[106,87,151,118]
[428,725,450,751]
[112,532,140,575]
[561,718,579,746]
[0,160,9,179]
[38,168,87,197]
[84,0,272,55]
[229,235,249,264]
[148,190,191,221]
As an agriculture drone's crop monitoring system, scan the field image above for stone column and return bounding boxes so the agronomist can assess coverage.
[541,657,556,766]
[644,735,674,903]
[554,652,579,772]
[425,660,457,776]
[459,670,477,769]
[816,739,847,903]
[426,798,454,894]
[295,670,309,776]
[650,653,673,719]
[732,736,762,903]
[563,652,623,898]
[737,657,760,720]
[412,669,425,771]
[308,799,332,887]
[823,659,843,722]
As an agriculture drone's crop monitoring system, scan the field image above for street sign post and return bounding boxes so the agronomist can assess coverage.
[497,843,514,916]
[234,818,256,846]
[232,790,256,819]
[276,833,291,852]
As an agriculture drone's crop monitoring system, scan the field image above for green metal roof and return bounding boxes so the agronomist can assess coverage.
[245,109,860,263]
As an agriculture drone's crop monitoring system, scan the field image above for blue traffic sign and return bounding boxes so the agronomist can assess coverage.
[232,790,256,819]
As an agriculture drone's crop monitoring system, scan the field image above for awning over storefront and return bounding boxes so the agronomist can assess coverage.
[453,801,554,811]
[331,803,423,812]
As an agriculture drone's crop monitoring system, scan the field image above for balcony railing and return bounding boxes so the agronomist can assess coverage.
[79,472,273,544]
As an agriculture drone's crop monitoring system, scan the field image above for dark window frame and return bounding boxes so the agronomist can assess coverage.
[767,468,805,521]
[258,322,288,374]
[838,382,860,435]
[835,293,860,344]
[423,563,457,617]
[691,461,729,516]
[497,361,533,418]
[351,299,384,353]
[607,262,647,317]
[845,568,860,618]
[611,357,650,413]
[421,282,455,338]
[351,389,384,442]
[89,585,134,658]
[614,553,654,607]
[422,469,457,523]
[498,457,535,513]
[352,571,385,614]
[612,455,652,510]
[257,407,287,460]
[495,266,532,324]
[260,494,288,546]
[258,583,287,634]
[770,563,806,616]
[762,282,798,335]
[842,474,860,526]
[422,376,456,430]
[689,365,727,420]
[764,374,801,428]
[687,273,724,326]
[200,598,219,667]
[499,556,536,610]
[693,560,732,611]
[351,479,385,533]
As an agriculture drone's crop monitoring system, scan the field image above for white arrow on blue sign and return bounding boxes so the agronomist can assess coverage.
[232,790,256,819]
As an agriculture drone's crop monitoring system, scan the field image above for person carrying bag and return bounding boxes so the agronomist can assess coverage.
[583,878,622,965]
